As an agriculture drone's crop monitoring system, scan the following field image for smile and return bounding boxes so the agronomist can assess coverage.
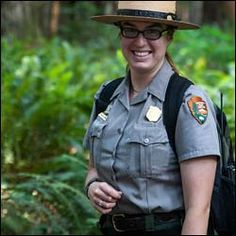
[132,50,152,57]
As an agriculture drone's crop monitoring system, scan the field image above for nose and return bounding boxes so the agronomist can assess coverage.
[133,32,147,46]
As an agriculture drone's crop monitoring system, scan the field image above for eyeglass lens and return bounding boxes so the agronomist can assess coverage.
[121,27,167,40]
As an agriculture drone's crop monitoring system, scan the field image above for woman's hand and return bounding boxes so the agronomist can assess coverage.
[88,181,122,214]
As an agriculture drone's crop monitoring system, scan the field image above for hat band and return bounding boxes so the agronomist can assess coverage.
[117,9,179,21]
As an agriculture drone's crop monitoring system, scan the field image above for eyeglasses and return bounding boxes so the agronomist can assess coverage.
[120,27,169,40]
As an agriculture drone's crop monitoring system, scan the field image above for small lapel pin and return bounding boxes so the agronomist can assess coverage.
[98,112,107,121]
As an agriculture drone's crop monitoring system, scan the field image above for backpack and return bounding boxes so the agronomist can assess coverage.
[95,72,235,235]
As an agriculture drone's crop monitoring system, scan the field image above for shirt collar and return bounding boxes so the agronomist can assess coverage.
[147,59,174,102]
[110,74,129,101]
[110,59,174,102]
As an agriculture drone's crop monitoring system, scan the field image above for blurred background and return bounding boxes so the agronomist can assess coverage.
[1,1,235,235]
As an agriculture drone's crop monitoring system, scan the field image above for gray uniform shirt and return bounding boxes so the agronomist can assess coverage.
[83,60,220,214]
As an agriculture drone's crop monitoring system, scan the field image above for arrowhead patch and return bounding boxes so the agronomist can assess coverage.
[187,96,208,125]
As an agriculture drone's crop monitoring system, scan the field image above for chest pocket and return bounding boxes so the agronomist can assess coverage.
[128,124,171,178]
[90,116,107,167]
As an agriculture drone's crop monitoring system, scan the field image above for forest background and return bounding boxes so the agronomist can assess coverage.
[1,1,235,235]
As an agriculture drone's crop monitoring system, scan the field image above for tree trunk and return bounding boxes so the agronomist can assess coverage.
[1,1,51,39]
[189,1,204,25]
[203,1,235,27]
[50,1,60,37]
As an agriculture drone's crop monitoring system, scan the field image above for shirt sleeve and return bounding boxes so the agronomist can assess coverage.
[175,85,221,162]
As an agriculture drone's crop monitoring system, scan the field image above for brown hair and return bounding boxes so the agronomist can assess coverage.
[165,52,179,74]
[165,27,179,74]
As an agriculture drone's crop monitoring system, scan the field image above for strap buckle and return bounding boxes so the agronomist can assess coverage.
[111,214,126,232]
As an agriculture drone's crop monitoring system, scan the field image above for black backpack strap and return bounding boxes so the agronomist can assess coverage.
[163,73,194,156]
[95,77,124,117]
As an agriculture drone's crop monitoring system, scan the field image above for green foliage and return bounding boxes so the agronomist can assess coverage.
[59,1,120,51]
[1,24,234,235]
[1,36,124,165]
[2,155,100,235]
[2,35,124,235]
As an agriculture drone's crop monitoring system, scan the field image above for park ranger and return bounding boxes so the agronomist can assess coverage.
[84,1,220,235]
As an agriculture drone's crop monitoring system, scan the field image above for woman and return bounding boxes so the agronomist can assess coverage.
[83,1,220,235]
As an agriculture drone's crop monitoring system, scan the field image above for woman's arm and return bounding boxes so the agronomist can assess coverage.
[180,156,217,235]
[85,156,122,214]
[85,157,99,187]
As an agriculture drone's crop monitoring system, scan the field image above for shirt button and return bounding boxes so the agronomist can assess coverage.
[118,128,122,134]
[144,138,150,144]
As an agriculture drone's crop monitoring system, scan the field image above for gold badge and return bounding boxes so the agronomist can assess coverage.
[187,96,208,125]
[146,106,162,122]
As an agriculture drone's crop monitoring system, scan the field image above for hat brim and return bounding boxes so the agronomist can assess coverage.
[91,15,200,30]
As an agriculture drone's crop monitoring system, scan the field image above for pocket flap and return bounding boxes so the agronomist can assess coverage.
[129,127,168,145]
[90,117,107,138]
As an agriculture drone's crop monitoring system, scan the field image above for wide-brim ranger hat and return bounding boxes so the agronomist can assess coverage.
[91,1,200,30]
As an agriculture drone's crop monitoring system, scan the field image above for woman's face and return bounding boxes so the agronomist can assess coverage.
[120,21,171,74]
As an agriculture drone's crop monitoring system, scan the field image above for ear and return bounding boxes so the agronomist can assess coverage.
[166,32,174,42]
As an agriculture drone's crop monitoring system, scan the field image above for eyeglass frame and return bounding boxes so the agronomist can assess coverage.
[119,26,172,40]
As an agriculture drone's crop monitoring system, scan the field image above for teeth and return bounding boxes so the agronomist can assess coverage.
[134,51,150,57]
